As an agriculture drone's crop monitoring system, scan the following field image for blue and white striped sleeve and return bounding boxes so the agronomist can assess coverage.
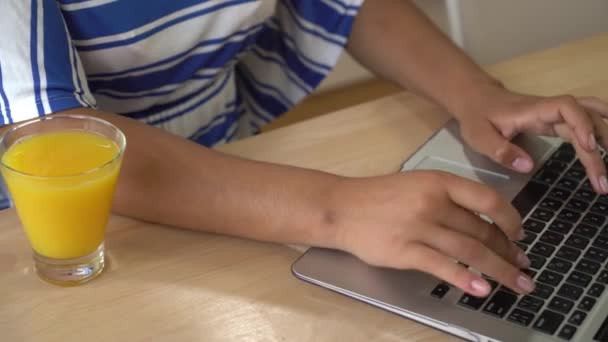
[236,0,364,129]
[0,0,95,126]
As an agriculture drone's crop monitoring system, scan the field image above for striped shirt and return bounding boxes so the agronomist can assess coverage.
[0,0,363,146]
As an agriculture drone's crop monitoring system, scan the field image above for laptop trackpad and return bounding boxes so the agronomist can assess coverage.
[413,156,509,187]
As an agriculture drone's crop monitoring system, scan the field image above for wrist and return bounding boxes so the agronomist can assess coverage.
[287,173,350,250]
[316,176,358,251]
[446,77,511,122]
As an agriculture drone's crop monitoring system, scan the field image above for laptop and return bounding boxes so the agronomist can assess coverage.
[292,119,608,342]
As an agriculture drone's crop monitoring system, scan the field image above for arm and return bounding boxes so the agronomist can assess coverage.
[348,0,497,116]
[56,107,341,248]
[347,0,608,191]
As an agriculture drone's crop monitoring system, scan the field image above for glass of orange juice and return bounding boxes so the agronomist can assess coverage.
[0,115,126,285]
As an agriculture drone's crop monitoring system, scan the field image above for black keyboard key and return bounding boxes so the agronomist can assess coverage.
[573,224,598,239]
[521,232,537,245]
[546,160,568,173]
[601,226,608,237]
[512,181,550,217]
[598,270,608,284]
[575,259,601,275]
[529,253,547,270]
[431,283,450,299]
[507,308,535,327]
[549,188,571,201]
[534,310,565,335]
[597,193,608,204]
[591,201,608,215]
[585,247,608,263]
[499,285,516,294]
[568,310,587,326]
[564,168,586,181]
[557,178,579,191]
[549,296,574,314]
[518,295,544,313]
[558,143,576,155]
[531,242,556,258]
[582,213,606,227]
[588,283,605,298]
[458,294,487,310]
[533,208,556,222]
[558,283,583,301]
[538,270,563,286]
[581,179,594,190]
[530,282,554,299]
[594,235,608,250]
[540,231,565,246]
[574,188,596,202]
[556,246,581,262]
[536,169,561,184]
[567,271,592,288]
[549,220,574,234]
[565,235,590,250]
[524,219,546,233]
[558,325,577,340]
[548,296,574,314]
[540,198,563,211]
[553,146,576,162]
[547,258,573,274]
[566,198,589,212]
[578,296,596,311]
[482,291,517,318]
[558,209,581,223]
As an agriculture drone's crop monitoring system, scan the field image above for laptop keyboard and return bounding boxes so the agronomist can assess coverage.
[430,143,608,341]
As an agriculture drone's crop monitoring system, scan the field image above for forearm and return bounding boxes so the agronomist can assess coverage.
[348,0,503,117]
[57,108,342,248]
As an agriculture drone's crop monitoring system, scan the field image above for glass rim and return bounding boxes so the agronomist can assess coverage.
[0,115,126,179]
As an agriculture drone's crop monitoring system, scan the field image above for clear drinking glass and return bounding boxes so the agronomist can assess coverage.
[0,115,126,285]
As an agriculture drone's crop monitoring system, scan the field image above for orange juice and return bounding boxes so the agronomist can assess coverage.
[1,131,122,259]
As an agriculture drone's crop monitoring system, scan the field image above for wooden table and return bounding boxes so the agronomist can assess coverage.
[3,34,608,342]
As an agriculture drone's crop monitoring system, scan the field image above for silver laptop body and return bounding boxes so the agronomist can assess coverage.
[292,120,608,342]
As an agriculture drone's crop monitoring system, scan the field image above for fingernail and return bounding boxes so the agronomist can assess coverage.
[600,175,608,193]
[512,157,533,172]
[589,133,597,151]
[517,250,531,268]
[471,278,490,296]
[516,274,535,293]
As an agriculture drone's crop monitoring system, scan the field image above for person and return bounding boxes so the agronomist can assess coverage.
[2,0,608,298]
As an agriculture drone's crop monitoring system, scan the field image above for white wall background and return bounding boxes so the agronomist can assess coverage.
[459,0,608,65]
[318,0,608,92]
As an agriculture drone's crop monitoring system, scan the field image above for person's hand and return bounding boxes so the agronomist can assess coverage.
[454,85,608,193]
[328,171,534,297]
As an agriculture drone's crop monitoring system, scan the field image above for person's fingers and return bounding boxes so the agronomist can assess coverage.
[461,120,534,173]
[398,242,492,297]
[437,205,528,268]
[554,124,608,193]
[424,227,534,295]
[587,109,608,151]
[440,173,523,241]
[548,96,597,152]
[578,96,608,118]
